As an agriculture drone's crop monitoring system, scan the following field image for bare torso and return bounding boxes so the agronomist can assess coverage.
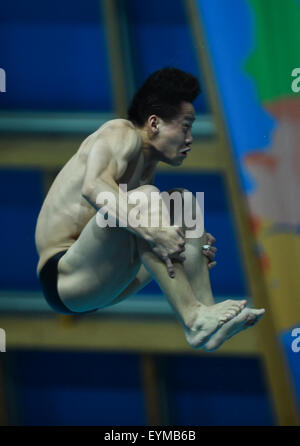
[35,119,155,274]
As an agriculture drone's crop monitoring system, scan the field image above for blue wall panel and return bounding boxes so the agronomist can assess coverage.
[166,355,274,425]
[10,350,146,426]
[0,0,112,111]
[7,350,274,426]
[0,169,43,290]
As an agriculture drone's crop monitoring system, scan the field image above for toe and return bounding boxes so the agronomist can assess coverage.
[257,308,265,316]
[218,317,226,326]
[227,310,237,318]
[229,306,240,316]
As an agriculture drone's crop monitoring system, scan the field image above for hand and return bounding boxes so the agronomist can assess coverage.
[145,225,186,278]
[202,233,217,270]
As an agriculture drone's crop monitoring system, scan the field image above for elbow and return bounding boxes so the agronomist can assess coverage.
[81,192,90,206]
[81,181,104,212]
[81,191,90,202]
[81,189,98,212]
[81,181,94,200]
[81,177,112,208]
[81,182,96,208]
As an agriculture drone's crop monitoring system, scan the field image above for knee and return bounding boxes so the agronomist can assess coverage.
[165,188,198,219]
[167,188,197,203]
[166,188,198,209]
[164,188,204,236]
[128,185,161,204]
[167,187,191,196]
[137,185,160,197]
[128,185,162,218]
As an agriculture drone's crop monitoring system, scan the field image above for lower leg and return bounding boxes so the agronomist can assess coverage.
[165,188,215,306]
[137,237,247,348]
[182,231,215,306]
[137,238,201,328]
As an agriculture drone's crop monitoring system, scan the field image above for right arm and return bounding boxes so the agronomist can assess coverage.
[81,122,144,234]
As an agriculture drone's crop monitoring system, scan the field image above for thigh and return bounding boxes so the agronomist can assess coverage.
[57,214,141,311]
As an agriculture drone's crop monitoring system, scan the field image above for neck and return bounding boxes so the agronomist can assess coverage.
[136,126,160,169]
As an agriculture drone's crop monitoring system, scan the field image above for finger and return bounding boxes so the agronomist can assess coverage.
[202,246,217,258]
[206,233,216,244]
[169,252,186,262]
[174,252,186,263]
[165,257,175,278]
[205,251,216,261]
[152,246,162,258]
[208,261,217,269]
[202,246,211,259]
[153,246,168,262]
[176,228,185,240]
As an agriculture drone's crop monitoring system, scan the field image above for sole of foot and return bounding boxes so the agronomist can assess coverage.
[202,307,265,352]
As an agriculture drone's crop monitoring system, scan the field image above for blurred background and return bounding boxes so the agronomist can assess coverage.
[0,0,300,426]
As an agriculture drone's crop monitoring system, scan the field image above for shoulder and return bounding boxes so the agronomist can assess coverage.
[97,119,141,145]
[94,119,142,159]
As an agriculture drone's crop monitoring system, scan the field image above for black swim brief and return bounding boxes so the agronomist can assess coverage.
[39,251,96,315]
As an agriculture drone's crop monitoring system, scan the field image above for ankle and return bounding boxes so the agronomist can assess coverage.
[182,302,206,330]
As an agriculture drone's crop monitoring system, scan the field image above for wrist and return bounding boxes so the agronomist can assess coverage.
[134,226,153,243]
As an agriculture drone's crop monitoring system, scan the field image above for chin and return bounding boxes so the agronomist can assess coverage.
[163,158,181,167]
[161,152,184,166]
[173,156,185,166]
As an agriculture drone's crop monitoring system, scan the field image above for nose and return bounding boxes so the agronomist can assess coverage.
[185,130,193,145]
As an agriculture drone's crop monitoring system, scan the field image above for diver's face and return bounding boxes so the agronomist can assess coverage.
[155,102,195,165]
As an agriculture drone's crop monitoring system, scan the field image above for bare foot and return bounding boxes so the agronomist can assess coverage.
[184,299,247,349]
[202,307,265,352]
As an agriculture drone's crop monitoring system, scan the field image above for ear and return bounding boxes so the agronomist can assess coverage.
[148,115,160,135]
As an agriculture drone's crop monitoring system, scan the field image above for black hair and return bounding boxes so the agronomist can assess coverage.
[127,67,201,127]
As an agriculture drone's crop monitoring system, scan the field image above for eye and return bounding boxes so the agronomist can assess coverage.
[183,124,191,133]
